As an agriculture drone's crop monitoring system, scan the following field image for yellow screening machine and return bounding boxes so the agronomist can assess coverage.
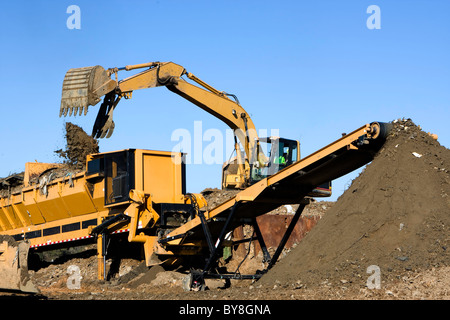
[0,61,392,292]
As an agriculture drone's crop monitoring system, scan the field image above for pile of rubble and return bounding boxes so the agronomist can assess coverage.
[0,122,96,197]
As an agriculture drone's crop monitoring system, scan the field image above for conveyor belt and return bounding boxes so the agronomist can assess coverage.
[163,122,391,246]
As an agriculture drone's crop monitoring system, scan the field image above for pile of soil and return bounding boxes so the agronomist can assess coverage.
[55,122,99,170]
[259,118,450,288]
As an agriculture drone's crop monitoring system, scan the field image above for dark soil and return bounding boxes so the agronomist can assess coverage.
[55,122,99,170]
[259,119,450,289]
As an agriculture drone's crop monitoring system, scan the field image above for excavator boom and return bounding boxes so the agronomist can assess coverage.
[60,61,266,188]
[60,62,257,149]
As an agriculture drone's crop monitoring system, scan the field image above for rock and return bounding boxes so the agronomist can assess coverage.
[396,256,409,262]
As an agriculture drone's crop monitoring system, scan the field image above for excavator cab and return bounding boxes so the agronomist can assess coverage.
[250,137,332,197]
[250,137,299,181]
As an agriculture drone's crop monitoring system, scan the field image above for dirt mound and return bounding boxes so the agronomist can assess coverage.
[259,119,450,288]
[200,188,240,210]
[55,122,99,170]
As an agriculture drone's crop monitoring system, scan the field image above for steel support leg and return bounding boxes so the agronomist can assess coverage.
[252,218,271,263]
[192,202,240,290]
[267,203,306,270]
[198,210,215,254]
[203,202,239,273]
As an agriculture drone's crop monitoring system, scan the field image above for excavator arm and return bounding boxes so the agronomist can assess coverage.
[60,61,268,188]
[123,62,257,159]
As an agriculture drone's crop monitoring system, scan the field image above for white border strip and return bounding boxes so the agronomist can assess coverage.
[29,229,130,248]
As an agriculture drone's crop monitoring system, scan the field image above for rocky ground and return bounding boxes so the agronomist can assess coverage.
[1,119,449,302]
[7,229,449,301]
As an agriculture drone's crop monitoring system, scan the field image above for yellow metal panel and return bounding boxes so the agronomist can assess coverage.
[24,162,63,186]
[22,190,46,225]
[89,183,105,212]
[59,178,97,217]
[85,173,106,212]
[0,200,22,229]
[0,207,12,231]
[141,151,184,204]
[11,202,32,227]
[34,183,70,222]
[8,194,32,227]
[60,191,97,216]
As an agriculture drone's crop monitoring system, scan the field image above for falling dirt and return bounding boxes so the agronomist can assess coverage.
[55,122,99,170]
[0,123,96,197]
[258,119,450,291]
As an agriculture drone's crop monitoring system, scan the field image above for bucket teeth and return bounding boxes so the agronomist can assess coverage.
[60,65,114,118]
[59,104,89,117]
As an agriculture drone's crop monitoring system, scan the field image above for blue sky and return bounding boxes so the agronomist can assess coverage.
[0,1,449,201]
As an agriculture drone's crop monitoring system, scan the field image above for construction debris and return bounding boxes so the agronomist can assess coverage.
[0,122,94,197]
[0,173,24,197]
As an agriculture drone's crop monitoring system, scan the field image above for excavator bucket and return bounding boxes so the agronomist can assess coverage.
[60,65,116,118]
[0,235,39,293]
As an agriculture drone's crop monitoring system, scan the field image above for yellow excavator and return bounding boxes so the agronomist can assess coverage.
[0,61,391,292]
[60,61,331,194]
